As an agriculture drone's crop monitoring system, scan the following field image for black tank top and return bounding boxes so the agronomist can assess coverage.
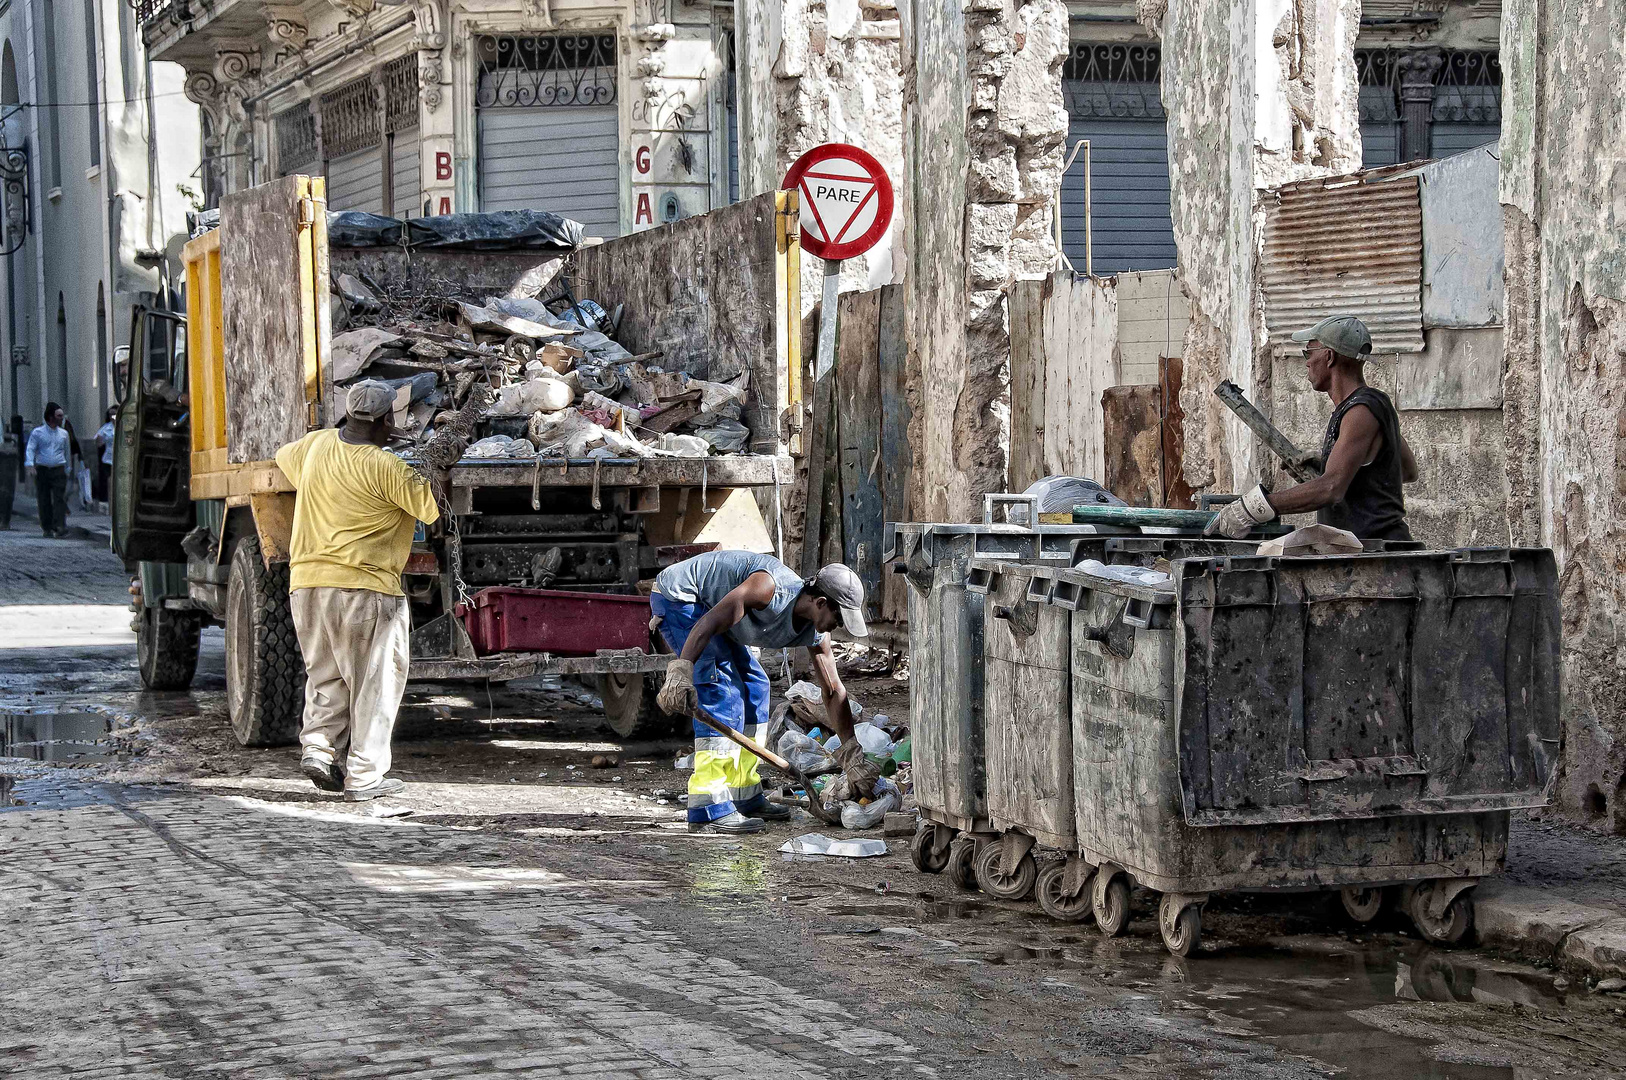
[1316,386,1411,541]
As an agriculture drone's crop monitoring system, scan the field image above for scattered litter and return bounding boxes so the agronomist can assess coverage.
[779,833,888,858]
[1256,523,1363,557]
[1076,559,1173,590]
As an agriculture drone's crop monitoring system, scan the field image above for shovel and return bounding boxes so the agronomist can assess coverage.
[690,705,845,827]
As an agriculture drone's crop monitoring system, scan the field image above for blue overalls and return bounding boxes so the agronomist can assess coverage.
[651,551,819,824]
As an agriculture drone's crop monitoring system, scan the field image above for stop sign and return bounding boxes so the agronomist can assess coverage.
[782,143,895,262]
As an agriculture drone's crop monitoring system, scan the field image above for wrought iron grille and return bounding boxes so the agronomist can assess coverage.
[134,0,172,23]
[274,105,318,174]
[1433,50,1501,123]
[383,54,419,132]
[475,33,618,108]
[0,144,30,256]
[724,29,736,112]
[1356,48,1500,124]
[1062,44,1163,119]
[321,76,381,158]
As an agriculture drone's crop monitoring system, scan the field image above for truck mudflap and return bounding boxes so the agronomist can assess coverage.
[409,646,665,683]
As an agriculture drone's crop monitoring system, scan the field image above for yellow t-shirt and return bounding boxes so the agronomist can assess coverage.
[275,429,440,595]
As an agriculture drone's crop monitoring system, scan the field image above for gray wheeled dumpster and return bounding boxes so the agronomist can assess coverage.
[976,547,1560,956]
[887,496,1260,896]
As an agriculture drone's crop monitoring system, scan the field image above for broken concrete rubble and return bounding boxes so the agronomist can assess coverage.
[328,273,761,466]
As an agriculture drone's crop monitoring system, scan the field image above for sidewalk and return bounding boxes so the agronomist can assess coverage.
[5,488,113,544]
[1475,815,1626,985]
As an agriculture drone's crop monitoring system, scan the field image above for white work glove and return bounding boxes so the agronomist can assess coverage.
[656,658,699,717]
[1204,485,1276,539]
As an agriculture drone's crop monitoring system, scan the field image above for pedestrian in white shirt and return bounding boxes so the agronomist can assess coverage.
[93,406,116,504]
[25,402,71,538]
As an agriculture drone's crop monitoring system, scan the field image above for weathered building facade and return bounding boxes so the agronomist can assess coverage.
[0,0,200,454]
[1499,0,1626,831]
[142,0,747,235]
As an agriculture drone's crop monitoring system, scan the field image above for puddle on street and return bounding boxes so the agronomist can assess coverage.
[1,711,116,763]
[814,884,1587,1079]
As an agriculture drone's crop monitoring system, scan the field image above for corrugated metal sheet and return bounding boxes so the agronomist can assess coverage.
[1260,167,1424,354]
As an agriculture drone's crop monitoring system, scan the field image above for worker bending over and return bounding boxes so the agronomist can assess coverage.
[1208,314,1418,541]
[653,550,868,835]
[275,381,446,801]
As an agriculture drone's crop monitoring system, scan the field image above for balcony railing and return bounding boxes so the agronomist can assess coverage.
[136,0,176,25]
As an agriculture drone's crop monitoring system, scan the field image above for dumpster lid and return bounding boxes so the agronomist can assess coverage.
[1172,549,1562,827]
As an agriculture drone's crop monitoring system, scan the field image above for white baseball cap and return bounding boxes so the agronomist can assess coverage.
[812,563,868,638]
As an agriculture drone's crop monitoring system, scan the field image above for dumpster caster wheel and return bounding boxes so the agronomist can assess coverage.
[946,837,979,891]
[1093,870,1131,937]
[1340,885,1385,924]
[973,841,1037,901]
[1158,893,1203,957]
[1409,880,1475,946]
[1036,862,1095,923]
[910,823,953,874]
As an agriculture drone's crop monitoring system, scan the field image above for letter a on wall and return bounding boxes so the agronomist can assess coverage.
[781,143,894,262]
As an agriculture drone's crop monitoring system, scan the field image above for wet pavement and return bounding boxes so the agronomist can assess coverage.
[4,526,1626,1078]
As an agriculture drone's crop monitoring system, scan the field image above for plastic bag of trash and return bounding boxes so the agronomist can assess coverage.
[463,435,535,459]
[488,377,574,417]
[1076,558,1173,590]
[694,419,749,453]
[777,729,837,775]
[1006,475,1125,524]
[840,777,901,830]
[845,722,895,756]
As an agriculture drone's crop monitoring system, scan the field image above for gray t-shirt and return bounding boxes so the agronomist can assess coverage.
[655,550,822,649]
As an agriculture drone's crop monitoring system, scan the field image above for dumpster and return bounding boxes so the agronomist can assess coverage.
[888,493,1264,894]
[1010,547,1560,956]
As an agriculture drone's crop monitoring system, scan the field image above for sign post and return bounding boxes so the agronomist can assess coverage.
[781,143,894,577]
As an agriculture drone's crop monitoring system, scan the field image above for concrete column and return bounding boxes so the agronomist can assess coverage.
[1149,0,1361,495]
[1500,0,1626,832]
[901,0,1068,522]
[737,0,905,299]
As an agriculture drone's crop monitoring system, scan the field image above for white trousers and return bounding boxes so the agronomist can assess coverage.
[290,587,411,790]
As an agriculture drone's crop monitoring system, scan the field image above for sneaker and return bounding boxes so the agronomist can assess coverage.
[301,754,344,793]
[735,795,792,821]
[343,777,406,802]
[688,811,765,835]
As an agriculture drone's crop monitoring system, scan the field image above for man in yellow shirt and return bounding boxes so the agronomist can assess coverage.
[275,381,443,800]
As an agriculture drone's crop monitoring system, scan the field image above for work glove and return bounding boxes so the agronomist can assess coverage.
[1203,485,1276,539]
[656,658,699,717]
[834,737,881,798]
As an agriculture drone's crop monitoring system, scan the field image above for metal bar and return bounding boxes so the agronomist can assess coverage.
[1213,379,1322,482]
[1083,140,1093,278]
[411,651,667,682]
[801,259,842,578]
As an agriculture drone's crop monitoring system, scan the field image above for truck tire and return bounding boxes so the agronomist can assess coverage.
[600,672,685,740]
[225,535,305,747]
[137,606,202,691]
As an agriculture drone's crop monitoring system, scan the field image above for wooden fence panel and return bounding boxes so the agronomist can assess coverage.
[1008,272,1118,495]
[837,288,885,619]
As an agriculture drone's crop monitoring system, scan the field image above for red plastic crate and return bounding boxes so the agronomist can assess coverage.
[456,587,652,656]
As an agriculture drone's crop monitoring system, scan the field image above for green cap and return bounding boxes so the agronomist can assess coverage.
[1290,315,1372,359]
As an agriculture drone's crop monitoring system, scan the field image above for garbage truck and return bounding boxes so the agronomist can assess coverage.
[112,175,803,747]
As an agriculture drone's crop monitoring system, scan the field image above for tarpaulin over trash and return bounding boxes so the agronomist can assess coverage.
[327,210,586,252]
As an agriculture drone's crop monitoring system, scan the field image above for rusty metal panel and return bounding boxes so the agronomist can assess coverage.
[1260,168,1425,354]
[1175,549,1561,827]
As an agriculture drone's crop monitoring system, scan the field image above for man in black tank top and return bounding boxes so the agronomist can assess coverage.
[1206,315,1418,542]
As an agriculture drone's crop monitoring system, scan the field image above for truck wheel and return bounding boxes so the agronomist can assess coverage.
[137,606,202,691]
[600,672,684,740]
[225,535,304,747]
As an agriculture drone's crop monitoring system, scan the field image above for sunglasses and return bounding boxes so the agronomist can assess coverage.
[1301,344,1331,359]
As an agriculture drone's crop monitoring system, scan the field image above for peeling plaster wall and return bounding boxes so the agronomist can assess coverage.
[739,0,906,300]
[903,0,1069,523]
[1153,0,1361,496]
[1501,0,1626,831]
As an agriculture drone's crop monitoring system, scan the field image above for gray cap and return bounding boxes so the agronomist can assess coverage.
[346,379,397,421]
[1290,314,1372,359]
[813,563,868,638]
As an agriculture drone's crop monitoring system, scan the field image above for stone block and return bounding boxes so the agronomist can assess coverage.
[966,201,1018,248]
[1562,919,1626,979]
[1472,880,1616,957]
[882,812,915,836]
[968,146,1019,201]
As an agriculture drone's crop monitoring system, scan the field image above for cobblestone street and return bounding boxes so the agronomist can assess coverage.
[5,526,1626,1079]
